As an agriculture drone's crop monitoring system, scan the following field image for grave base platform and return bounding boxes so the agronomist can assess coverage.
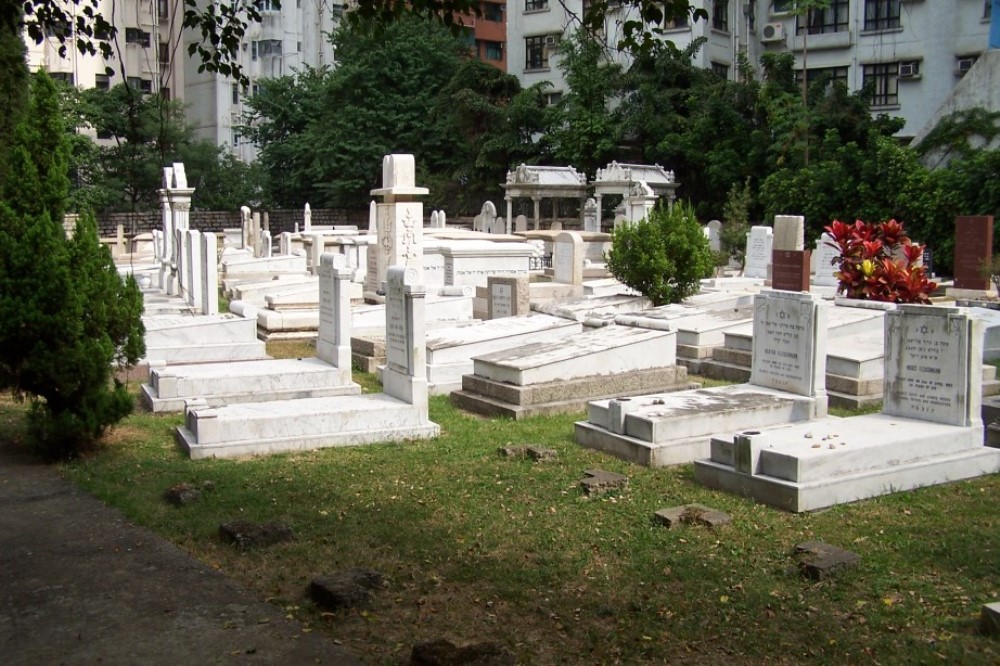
[177,393,439,459]
[574,385,823,467]
[451,367,694,420]
[693,414,1000,512]
[141,358,360,413]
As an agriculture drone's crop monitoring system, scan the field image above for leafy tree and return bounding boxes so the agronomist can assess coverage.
[436,59,550,213]
[546,29,624,179]
[0,71,144,457]
[605,201,714,305]
[720,177,752,270]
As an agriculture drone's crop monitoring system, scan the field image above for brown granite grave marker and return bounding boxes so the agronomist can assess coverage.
[771,249,811,292]
[953,215,994,290]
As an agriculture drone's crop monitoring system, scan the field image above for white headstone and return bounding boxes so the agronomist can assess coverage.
[744,226,773,279]
[438,210,446,228]
[371,155,427,293]
[480,201,498,234]
[773,215,805,251]
[382,266,428,411]
[303,202,312,231]
[553,231,584,285]
[583,198,599,233]
[883,305,982,427]
[706,220,722,252]
[750,291,827,402]
[185,229,202,310]
[515,214,528,234]
[240,206,251,250]
[368,200,377,235]
[200,231,219,315]
[812,232,840,287]
[316,252,353,375]
[260,229,272,258]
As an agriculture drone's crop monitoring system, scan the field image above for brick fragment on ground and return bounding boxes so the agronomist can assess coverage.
[309,568,383,611]
[654,503,732,529]
[408,638,516,665]
[218,520,294,551]
[794,540,861,580]
[579,469,628,495]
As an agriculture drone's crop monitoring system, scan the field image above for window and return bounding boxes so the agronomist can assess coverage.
[711,62,729,78]
[665,15,689,29]
[49,72,74,85]
[157,0,168,19]
[159,42,169,71]
[94,73,111,90]
[484,40,504,61]
[772,1,793,13]
[255,39,282,56]
[797,0,848,34]
[45,19,71,38]
[232,83,240,105]
[544,91,563,106]
[252,41,258,60]
[526,0,548,11]
[796,66,849,88]
[330,3,345,18]
[160,86,171,100]
[125,27,151,47]
[864,0,901,31]
[231,128,240,146]
[127,77,153,94]
[956,54,979,76]
[252,82,261,96]
[986,1,993,19]
[484,2,504,21]
[863,62,898,107]
[712,0,729,32]
[259,0,278,11]
[525,36,549,70]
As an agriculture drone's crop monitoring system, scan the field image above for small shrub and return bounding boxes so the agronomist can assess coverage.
[824,218,936,303]
[606,201,715,306]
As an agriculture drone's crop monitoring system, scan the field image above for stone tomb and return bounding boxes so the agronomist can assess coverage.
[451,325,694,419]
[574,292,827,467]
[141,312,267,365]
[488,275,530,319]
[177,266,439,459]
[744,226,773,279]
[424,314,583,395]
[694,305,1000,512]
[142,254,361,412]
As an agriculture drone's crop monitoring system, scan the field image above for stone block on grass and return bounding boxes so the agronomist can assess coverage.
[653,504,732,529]
[409,639,516,665]
[163,482,203,506]
[580,469,628,495]
[218,520,294,551]
[980,602,1000,635]
[309,568,384,612]
[794,540,860,580]
[498,445,558,461]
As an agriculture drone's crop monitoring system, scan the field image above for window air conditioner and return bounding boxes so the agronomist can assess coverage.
[957,57,976,75]
[544,35,558,47]
[898,61,919,78]
[761,22,785,43]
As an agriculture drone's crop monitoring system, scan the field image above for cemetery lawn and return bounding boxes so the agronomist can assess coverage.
[14,368,997,664]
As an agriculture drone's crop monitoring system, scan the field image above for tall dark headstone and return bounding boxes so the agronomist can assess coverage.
[953,215,994,290]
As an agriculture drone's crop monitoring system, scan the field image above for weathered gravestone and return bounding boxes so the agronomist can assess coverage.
[487,275,530,319]
[953,215,994,290]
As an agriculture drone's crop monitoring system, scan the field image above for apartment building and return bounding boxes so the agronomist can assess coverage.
[465,1,509,71]
[25,0,185,104]
[184,0,341,162]
[508,0,996,139]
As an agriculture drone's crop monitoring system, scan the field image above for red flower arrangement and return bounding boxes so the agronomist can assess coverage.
[823,219,937,304]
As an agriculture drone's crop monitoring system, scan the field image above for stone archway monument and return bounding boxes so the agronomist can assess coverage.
[592,162,679,231]
[502,164,588,234]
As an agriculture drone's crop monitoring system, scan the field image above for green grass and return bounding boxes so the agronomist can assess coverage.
[8,382,998,664]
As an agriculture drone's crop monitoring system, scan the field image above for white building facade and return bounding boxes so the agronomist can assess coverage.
[508,0,995,139]
[184,0,341,162]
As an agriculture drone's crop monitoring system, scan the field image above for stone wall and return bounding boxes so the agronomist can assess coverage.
[87,209,369,237]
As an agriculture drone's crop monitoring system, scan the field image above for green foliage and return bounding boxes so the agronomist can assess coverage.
[914,108,1000,168]
[546,30,624,179]
[605,201,714,305]
[720,177,752,269]
[0,71,144,457]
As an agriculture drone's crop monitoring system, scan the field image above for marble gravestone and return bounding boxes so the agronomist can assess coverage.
[744,226,773,279]
[366,154,429,299]
[694,305,1000,512]
[812,233,841,287]
[553,231,584,285]
[487,275,530,319]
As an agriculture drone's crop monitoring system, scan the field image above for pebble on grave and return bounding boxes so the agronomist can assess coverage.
[218,520,294,551]
[653,503,732,529]
[794,540,861,580]
[408,638,516,666]
[309,568,383,612]
[579,469,629,495]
